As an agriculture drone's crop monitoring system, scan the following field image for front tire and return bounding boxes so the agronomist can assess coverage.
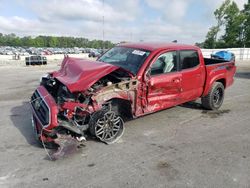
[89,110,124,144]
[201,82,225,110]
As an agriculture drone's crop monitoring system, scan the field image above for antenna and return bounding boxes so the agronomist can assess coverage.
[102,0,105,50]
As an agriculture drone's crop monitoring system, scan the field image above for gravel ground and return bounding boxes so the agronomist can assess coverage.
[0,59,249,188]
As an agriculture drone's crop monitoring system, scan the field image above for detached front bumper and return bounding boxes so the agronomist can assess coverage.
[30,86,59,143]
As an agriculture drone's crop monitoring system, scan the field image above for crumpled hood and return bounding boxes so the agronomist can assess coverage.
[52,57,119,92]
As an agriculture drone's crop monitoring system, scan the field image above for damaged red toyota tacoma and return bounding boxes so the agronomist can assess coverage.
[30,43,236,147]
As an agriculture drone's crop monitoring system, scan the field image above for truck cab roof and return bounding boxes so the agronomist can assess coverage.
[118,42,199,52]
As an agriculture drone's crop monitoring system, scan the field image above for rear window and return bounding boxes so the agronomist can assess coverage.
[180,50,199,70]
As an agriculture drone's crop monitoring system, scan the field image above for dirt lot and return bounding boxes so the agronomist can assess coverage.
[0,59,250,188]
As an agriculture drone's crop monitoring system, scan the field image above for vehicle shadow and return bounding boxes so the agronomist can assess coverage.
[179,101,204,110]
[10,101,41,148]
[235,71,250,79]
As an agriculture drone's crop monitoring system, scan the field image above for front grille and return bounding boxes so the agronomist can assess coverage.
[31,90,50,126]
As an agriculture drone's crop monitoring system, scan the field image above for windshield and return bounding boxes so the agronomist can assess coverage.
[98,46,151,75]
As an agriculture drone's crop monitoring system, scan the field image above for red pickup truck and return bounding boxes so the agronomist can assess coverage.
[30,43,236,147]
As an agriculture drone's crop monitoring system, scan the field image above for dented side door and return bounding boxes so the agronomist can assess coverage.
[145,50,182,112]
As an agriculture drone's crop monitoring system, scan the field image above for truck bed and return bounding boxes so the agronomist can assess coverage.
[202,58,236,97]
[204,58,230,65]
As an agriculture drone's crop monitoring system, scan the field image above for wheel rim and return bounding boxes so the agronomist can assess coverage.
[95,111,124,144]
[213,87,223,107]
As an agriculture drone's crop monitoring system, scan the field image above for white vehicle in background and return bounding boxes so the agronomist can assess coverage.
[25,55,47,65]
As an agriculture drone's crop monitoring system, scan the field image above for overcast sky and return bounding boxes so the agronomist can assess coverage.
[0,0,247,44]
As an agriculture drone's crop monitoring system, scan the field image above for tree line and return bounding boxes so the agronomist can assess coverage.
[201,0,250,48]
[2,0,249,50]
[0,33,115,49]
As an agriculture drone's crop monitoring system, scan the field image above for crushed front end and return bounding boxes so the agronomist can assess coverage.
[30,57,135,148]
[31,80,91,148]
[30,77,92,148]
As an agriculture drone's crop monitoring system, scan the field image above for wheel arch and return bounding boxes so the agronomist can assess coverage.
[216,78,226,88]
[106,98,133,121]
[202,76,226,97]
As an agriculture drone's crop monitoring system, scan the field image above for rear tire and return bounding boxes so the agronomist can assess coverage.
[201,82,225,110]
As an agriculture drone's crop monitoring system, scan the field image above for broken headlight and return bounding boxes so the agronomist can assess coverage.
[40,73,57,88]
[40,73,50,83]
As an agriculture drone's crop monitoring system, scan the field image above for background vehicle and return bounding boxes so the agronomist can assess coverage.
[88,49,101,58]
[30,43,236,148]
[25,55,47,65]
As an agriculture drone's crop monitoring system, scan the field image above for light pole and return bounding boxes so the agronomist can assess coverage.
[102,0,105,50]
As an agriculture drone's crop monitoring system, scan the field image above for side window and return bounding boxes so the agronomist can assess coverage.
[151,51,177,75]
[180,50,199,70]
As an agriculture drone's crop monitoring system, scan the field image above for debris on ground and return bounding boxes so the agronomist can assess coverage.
[47,134,86,161]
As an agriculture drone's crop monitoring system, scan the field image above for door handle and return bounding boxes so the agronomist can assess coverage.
[172,78,181,83]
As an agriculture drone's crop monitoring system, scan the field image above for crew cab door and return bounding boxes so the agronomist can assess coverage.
[179,50,205,102]
[145,51,182,112]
